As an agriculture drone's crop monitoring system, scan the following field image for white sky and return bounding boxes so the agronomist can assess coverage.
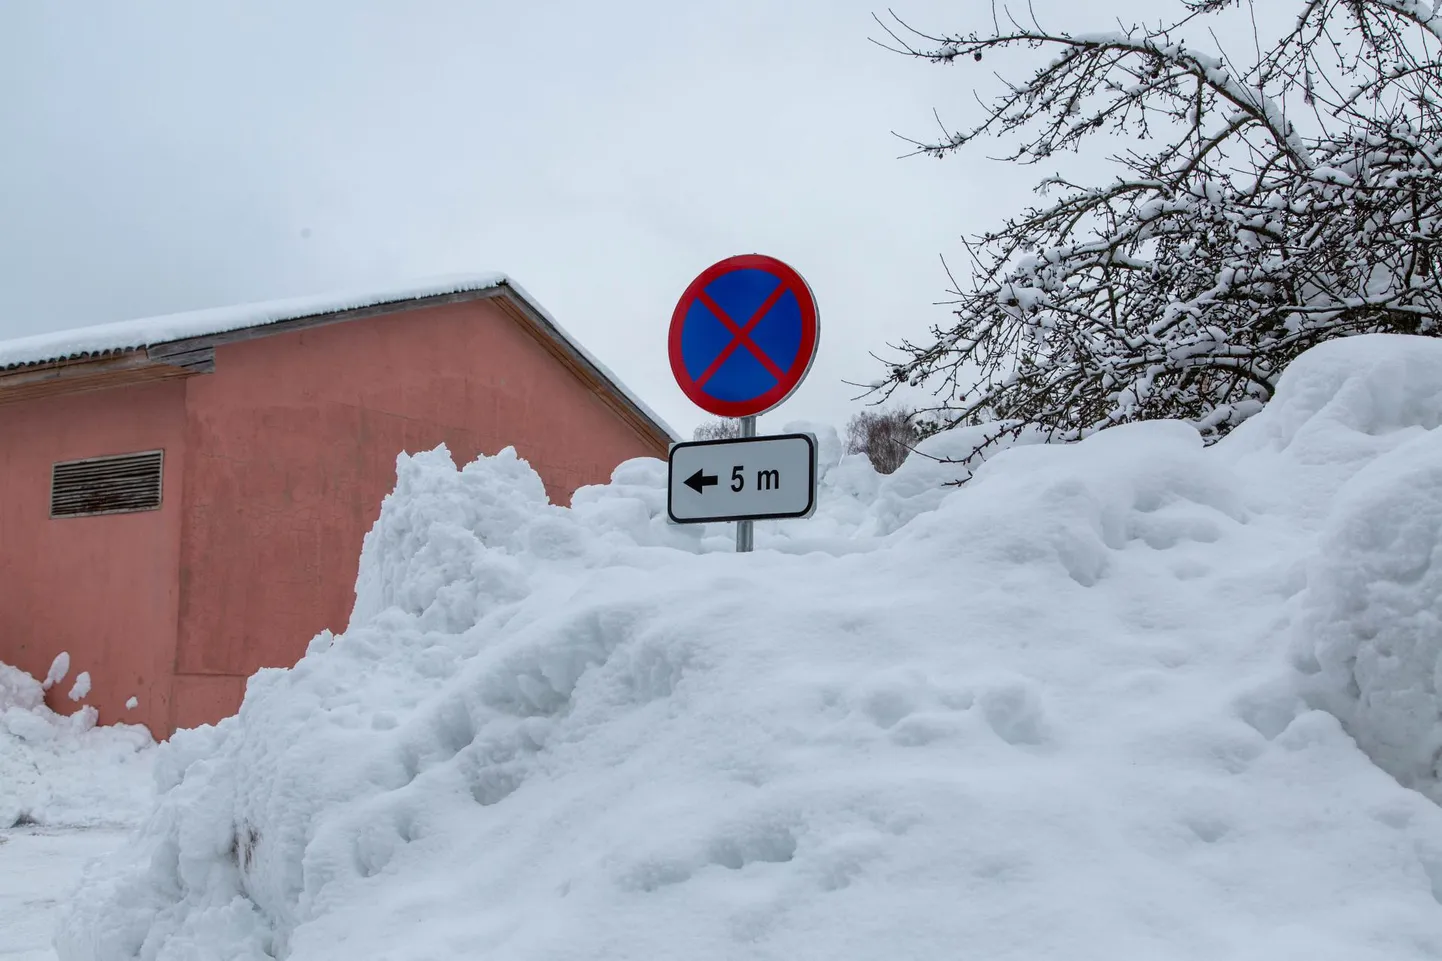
[0,0,1273,437]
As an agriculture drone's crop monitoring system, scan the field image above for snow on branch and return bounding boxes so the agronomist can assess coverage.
[869,0,1442,463]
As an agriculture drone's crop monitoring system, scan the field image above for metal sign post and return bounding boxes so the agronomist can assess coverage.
[665,254,821,552]
[736,416,756,552]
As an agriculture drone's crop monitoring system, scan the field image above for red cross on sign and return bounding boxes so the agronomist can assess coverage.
[668,254,820,419]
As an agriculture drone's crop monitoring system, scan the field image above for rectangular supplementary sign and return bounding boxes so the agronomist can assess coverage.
[667,433,818,524]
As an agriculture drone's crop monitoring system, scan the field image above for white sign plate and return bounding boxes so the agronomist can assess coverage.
[667,433,818,524]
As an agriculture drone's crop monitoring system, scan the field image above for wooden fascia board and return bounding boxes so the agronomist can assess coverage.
[485,290,673,455]
[0,350,156,385]
[0,348,215,406]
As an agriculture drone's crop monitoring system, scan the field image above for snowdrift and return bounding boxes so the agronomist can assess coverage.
[1,662,153,829]
[58,336,1442,960]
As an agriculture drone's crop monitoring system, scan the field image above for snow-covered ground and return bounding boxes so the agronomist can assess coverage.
[1,662,154,832]
[13,334,1442,959]
[1,662,155,960]
[1,828,132,961]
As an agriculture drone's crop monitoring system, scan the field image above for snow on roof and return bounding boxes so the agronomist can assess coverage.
[0,273,506,370]
[0,273,678,441]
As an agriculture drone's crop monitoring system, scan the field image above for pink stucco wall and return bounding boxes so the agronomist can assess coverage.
[0,381,187,737]
[171,297,662,732]
[0,296,665,738]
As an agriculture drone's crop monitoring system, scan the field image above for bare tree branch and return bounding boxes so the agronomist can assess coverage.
[869,0,1442,471]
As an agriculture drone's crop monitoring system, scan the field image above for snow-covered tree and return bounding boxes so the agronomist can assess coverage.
[693,418,742,441]
[871,0,1442,458]
[845,407,919,474]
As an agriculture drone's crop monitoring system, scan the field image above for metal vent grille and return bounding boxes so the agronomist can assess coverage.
[51,450,164,518]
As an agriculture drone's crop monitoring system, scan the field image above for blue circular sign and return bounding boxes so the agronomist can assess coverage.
[668,254,819,418]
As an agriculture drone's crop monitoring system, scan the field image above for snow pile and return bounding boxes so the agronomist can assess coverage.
[561,418,1042,555]
[0,661,154,829]
[58,335,1442,961]
[1238,337,1442,802]
[43,652,72,691]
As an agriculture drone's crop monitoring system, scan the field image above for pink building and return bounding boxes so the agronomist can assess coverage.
[0,276,673,738]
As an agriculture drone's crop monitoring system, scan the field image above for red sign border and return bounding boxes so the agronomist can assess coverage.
[668,254,819,419]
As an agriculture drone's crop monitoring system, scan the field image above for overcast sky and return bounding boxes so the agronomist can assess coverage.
[1,0,1269,437]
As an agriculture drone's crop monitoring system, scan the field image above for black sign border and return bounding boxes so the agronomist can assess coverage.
[666,432,818,525]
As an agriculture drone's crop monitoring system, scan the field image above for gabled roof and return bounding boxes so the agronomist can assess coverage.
[0,274,677,445]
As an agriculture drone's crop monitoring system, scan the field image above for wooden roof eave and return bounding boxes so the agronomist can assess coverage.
[484,287,675,455]
[0,347,214,407]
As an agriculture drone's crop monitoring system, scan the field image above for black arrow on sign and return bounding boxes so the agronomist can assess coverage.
[684,469,718,494]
